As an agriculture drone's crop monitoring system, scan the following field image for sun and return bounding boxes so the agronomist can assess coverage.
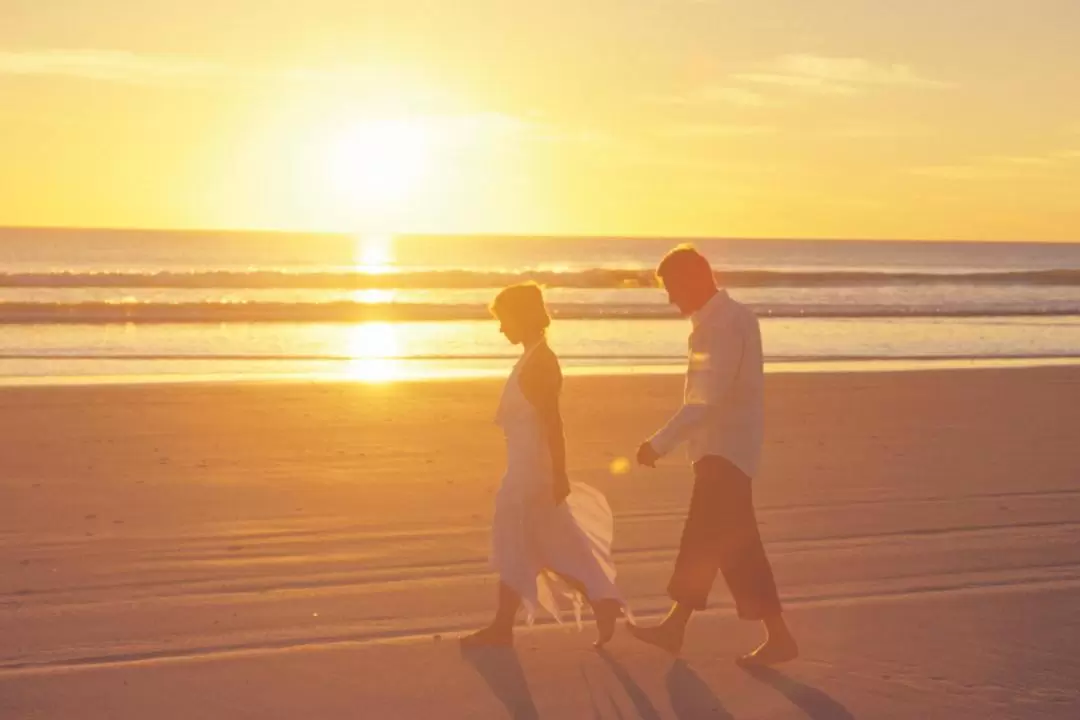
[327,118,433,218]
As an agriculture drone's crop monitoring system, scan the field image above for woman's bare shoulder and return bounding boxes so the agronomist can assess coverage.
[521,343,562,389]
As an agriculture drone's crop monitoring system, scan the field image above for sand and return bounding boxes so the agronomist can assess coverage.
[2,367,1079,718]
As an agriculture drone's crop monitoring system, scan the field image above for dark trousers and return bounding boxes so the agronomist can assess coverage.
[668,455,782,620]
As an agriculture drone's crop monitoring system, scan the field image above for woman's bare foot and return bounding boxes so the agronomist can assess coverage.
[626,619,685,655]
[593,599,624,648]
[460,624,513,648]
[735,632,798,667]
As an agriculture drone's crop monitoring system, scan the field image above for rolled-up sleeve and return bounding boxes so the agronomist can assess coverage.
[648,315,744,457]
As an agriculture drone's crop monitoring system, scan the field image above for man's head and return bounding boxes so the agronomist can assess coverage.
[656,244,718,316]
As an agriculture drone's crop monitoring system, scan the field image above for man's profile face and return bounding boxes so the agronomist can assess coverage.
[661,273,696,317]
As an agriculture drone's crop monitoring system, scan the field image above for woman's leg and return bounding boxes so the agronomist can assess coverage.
[461,582,521,647]
[549,569,623,648]
[591,597,624,648]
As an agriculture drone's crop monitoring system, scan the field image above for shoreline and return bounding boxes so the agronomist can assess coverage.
[1,354,1079,388]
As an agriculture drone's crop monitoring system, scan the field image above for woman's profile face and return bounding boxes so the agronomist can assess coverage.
[498,313,524,345]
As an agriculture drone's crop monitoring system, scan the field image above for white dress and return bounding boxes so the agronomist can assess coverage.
[492,344,622,624]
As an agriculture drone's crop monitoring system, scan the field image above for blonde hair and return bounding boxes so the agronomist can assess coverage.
[490,282,551,333]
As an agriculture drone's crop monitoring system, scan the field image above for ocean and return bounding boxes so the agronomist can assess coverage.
[2,228,1080,383]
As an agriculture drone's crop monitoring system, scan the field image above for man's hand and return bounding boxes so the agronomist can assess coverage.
[553,473,571,505]
[636,441,660,468]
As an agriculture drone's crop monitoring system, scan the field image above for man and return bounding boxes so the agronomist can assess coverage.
[629,244,798,666]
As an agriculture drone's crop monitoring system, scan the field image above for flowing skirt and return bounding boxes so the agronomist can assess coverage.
[491,480,622,624]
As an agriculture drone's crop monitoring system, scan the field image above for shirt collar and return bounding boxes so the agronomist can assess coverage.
[690,289,729,328]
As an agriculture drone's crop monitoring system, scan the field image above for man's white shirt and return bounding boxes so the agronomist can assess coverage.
[648,289,764,478]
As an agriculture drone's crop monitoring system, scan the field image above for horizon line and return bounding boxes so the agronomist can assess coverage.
[1,224,1078,245]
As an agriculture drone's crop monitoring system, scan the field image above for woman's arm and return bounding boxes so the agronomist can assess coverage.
[520,344,570,504]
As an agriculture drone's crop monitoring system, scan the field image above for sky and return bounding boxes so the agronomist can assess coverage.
[1,0,1079,240]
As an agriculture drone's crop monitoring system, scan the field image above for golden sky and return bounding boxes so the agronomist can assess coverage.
[1,1,1078,240]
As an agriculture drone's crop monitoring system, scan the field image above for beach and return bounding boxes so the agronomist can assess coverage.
[7,0,1080,715]
[2,366,1078,718]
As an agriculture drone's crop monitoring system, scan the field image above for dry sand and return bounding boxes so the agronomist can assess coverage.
[2,367,1079,718]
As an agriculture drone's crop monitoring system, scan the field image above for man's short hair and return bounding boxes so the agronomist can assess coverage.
[656,244,714,286]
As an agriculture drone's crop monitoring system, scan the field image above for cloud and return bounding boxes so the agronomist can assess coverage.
[698,86,776,107]
[910,152,1075,180]
[734,72,858,95]
[736,54,952,95]
[438,112,533,139]
[623,155,776,178]
[650,85,778,108]
[908,165,1000,180]
[660,123,776,138]
[831,123,931,138]
[527,125,617,148]
[653,53,951,110]
[362,112,614,153]
[439,115,622,157]
[984,155,1057,167]
[0,49,225,85]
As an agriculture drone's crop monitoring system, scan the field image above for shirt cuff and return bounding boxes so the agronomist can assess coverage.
[648,425,679,457]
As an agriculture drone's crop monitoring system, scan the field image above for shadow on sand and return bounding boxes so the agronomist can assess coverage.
[460,644,540,720]
[459,644,850,720]
[665,660,734,719]
[596,651,734,719]
[596,649,663,719]
[742,666,855,720]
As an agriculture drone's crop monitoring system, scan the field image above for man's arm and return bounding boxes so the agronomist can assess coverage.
[646,402,710,459]
[644,317,745,460]
[520,345,570,503]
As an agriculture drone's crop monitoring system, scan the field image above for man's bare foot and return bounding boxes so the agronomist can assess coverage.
[735,633,798,667]
[460,625,513,648]
[593,600,624,648]
[626,620,685,655]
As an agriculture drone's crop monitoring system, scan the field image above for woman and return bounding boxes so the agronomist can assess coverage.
[461,283,624,648]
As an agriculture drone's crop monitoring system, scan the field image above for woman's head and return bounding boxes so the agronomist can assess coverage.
[491,282,551,345]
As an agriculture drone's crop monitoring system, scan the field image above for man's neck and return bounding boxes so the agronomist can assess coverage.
[689,286,720,316]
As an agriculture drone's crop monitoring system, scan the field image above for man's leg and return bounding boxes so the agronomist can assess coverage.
[714,463,798,666]
[628,459,726,654]
[630,456,798,663]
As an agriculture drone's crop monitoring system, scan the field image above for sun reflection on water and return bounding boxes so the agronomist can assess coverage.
[345,322,402,382]
[349,288,397,304]
[354,234,396,274]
